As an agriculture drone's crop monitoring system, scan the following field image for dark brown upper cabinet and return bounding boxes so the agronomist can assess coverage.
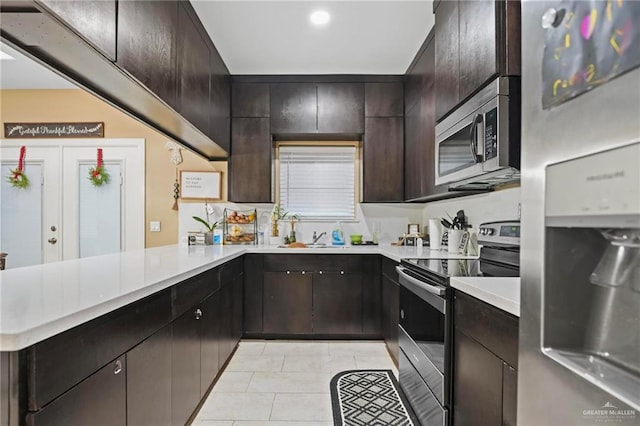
[365,82,403,117]
[404,30,447,201]
[270,83,317,134]
[117,0,178,109]
[209,45,231,153]
[229,118,272,203]
[434,0,460,122]
[435,0,521,121]
[317,83,364,133]
[270,82,364,134]
[232,83,270,118]
[363,117,404,202]
[176,2,211,138]
[38,0,116,61]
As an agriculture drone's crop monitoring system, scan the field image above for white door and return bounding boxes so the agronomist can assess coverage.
[61,143,145,259]
[0,146,61,268]
[0,139,144,269]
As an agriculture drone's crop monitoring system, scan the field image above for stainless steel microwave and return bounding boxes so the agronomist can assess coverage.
[435,77,521,189]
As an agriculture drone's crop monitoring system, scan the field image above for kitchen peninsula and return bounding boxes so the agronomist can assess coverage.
[1,244,490,425]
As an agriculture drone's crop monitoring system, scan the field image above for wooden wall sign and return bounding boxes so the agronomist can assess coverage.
[3,122,104,138]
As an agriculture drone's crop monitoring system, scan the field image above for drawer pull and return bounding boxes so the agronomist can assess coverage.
[114,360,122,375]
[195,308,203,320]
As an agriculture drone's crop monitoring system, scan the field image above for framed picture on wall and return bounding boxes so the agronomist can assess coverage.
[180,171,222,200]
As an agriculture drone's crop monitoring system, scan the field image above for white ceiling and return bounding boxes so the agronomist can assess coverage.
[0,42,76,89]
[192,0,434,75]
[0,1,434,89]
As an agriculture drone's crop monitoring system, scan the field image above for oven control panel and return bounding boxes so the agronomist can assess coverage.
[478,221,520,247]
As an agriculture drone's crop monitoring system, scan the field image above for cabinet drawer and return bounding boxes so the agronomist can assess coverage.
[454,291,518,367]
[26,358,126,426]
[172,267,220,319]
[27,289,171,410]
[263,254,375,273]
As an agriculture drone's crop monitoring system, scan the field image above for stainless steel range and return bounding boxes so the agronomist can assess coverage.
[396,221,520,425]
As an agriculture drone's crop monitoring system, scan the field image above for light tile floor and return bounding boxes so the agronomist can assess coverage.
[192,340,397,426]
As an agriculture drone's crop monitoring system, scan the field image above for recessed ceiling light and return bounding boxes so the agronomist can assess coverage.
[310,10,330,26]
[0,51,15,60]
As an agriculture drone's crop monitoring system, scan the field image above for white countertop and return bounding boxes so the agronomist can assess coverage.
[450,276,520,317]
[0,243,476,351]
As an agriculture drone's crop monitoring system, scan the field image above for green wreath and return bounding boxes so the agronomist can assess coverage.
[88,165,110,187]
[8,169,29,189]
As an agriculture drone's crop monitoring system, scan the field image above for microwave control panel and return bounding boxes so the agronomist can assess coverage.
[484,107,498,160]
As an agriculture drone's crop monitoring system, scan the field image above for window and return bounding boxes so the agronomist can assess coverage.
[277,144,358,220]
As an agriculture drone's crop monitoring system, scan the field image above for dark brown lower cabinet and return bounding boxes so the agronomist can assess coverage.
[171,306,202,426]
[502,363,518,426]
[263,271,313,334]
[26,358,126,426]
[453,330,503,426]
[16,264,242,426]
[200,292,222,396]
[254,255,381,338]
[381,275,399,363]
[453,291,519,426]
[313,272,363,334]
[231,273,244,346]
[127,325,172,426]
[243,254,264,334]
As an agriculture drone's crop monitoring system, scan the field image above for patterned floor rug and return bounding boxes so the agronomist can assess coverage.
[330,370,418,426]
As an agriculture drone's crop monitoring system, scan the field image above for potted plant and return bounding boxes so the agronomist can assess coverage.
[270,205,298,237]
[192,216,218,245]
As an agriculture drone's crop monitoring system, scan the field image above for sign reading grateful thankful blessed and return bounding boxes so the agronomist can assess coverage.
[3,122,104,138]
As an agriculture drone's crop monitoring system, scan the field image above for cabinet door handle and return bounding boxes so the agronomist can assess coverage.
[340,271,344,275]
[114,359,122,375]
[286,270,291,275]
[195,308,203,320]
[301,271,305,275]
[319,270,323,274]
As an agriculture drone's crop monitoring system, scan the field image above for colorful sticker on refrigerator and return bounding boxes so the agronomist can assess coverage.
[541,0,640,109]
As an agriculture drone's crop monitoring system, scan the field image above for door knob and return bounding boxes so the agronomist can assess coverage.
[47,237,57,244]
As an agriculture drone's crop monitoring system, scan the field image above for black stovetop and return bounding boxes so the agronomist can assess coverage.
[402,246,520,282]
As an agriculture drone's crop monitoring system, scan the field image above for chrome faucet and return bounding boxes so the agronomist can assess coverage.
[312,231,326,244]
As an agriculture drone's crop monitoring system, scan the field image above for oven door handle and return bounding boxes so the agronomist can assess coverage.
[396,266,445,296]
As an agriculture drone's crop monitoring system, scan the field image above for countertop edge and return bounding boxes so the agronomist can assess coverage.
[450,277,521,317]
[0,245,474,351]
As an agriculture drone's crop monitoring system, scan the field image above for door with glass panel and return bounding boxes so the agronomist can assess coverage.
[0,146,61,268]
[61,144,144,260]
[0,140,144,269]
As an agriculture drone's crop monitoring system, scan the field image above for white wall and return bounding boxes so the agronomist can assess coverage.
[422,187,521,233]
[178,202,424,245]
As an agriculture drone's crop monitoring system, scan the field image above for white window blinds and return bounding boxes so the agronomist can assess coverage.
[278,145,357,220]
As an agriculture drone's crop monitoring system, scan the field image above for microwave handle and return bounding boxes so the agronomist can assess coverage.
[470,113,483,163]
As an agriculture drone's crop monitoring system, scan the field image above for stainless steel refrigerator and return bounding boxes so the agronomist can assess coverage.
[520,1,640,425]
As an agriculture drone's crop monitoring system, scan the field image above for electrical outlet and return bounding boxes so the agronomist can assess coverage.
[150,221,161,232]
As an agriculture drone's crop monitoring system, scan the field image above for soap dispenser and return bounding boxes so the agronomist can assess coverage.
[332,222,345,245]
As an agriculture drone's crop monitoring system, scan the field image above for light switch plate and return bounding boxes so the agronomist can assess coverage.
[150,221,161,232]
